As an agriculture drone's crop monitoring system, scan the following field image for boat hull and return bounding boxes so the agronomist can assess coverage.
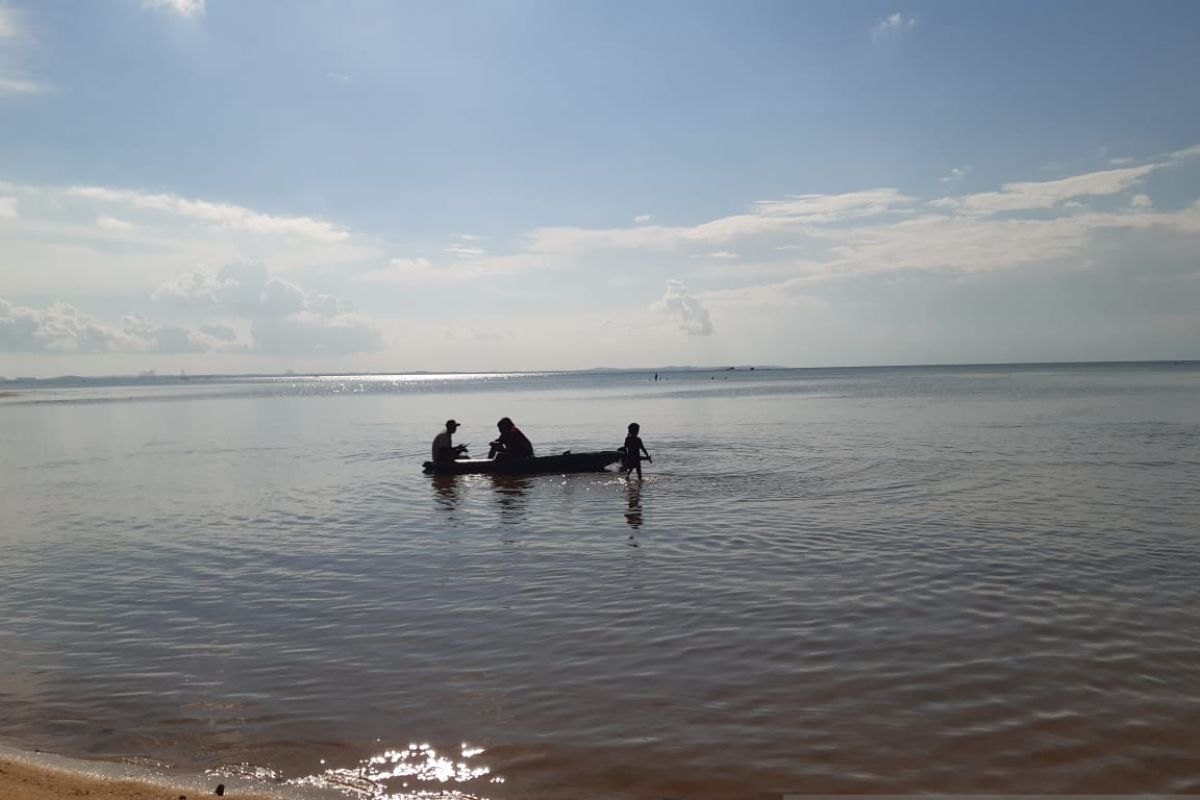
[423,450,622,475]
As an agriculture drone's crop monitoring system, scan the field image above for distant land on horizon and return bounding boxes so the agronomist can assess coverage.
[2,360,1198,386]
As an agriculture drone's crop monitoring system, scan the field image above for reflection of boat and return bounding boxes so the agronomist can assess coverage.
[423,450,622,475]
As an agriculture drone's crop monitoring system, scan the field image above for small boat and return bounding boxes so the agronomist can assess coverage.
[423,450,623,475]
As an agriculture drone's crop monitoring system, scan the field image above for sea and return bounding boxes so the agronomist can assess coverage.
[1,362,1198,799]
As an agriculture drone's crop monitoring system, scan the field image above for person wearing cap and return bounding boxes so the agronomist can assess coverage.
[488,417,535,460]
[432,419,468,466]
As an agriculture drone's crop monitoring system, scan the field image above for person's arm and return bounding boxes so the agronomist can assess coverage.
[639,438,652,462]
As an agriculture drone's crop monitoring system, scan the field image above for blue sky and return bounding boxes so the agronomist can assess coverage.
[2,0,1199,375]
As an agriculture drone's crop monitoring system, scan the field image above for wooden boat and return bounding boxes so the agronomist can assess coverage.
[423,450,623,475]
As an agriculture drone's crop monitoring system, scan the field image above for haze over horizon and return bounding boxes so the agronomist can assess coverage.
[3,0,1199,378]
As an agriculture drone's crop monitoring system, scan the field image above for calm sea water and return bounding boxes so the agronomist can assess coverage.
[1,363,1199,798]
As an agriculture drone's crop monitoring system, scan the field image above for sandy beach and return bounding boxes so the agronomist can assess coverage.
[0,756,277,800]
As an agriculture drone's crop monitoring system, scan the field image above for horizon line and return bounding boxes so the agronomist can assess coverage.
[2,358,1197,384]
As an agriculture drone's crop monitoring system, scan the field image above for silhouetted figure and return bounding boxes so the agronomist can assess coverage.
[431,419,468,466]
[620,422,652,480]
[488,417,534,460]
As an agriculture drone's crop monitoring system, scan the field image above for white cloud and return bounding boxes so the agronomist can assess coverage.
[0,197,16,219]
[0,7,51,95]
[200,324,238,341]
[326,72,352,84]
[0,179,380,298]
[930,164,1158,216]
[360,257,436,283]
[940,166,971,183]
[96,215,132,231]
[653,280,714,336]
[0,297,237,354]
[445,242,486,258]
[0,76,47,94]
[362,150,1198,302]
[154,262,383,354]
[634,214,653,225]
[1130,194,1152,208]
[359,251,556,286]
[67,185,349,242]
[155,262,349,318]
[1171,144,1200,161]
[872,12,916,41]
[0,7,19,38]
[142,0,205,17]
[527,188,915,256]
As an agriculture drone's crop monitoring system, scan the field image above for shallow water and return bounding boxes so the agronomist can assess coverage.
[2,364,1199,798]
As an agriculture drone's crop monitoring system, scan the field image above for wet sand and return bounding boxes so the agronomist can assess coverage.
[0,755,277,800]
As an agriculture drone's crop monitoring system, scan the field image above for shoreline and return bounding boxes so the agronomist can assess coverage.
[0,747,299,800]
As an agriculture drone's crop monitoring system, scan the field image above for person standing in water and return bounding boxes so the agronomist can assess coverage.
[620,422,652,480]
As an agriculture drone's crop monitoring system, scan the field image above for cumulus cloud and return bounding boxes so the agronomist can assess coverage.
[0,297,236,354]
[653,280,714,336]
[142,0,205,17]
[156,262,340,316]
[154,262,382,354]
[67,186,348,241]
[873,12,916,41]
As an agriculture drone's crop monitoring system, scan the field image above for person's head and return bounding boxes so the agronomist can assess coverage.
[497,417,514,431]
[445,419,460,432]
[628,422,640,434]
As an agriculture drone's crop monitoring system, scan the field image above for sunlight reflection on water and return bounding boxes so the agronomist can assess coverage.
[289,743,497,800]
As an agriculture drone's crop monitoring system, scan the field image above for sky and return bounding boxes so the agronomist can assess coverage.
[1,0,1199,377]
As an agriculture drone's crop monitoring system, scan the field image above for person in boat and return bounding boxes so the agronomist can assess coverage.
[431,419,469,466]
[620,422,652,480]
[488,417,534,460]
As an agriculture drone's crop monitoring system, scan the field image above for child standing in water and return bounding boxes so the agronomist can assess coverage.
[621,422,653,480]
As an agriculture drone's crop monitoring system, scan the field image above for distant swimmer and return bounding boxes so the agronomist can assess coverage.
[431,419,468,466]
[619,422,653,480]
[488,417,535,460]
